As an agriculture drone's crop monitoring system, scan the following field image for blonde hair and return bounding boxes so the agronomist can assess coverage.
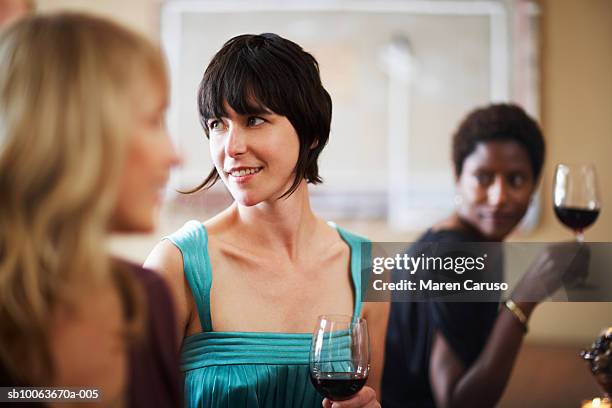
[0,12,168,384]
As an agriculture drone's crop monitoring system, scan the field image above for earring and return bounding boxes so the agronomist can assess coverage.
[454,194,463,207]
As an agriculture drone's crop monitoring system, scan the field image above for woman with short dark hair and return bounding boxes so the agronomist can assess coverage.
[382,103,585,408]
[146,33,388,408]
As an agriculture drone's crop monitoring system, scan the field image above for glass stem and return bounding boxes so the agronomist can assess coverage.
[576,231,585,243]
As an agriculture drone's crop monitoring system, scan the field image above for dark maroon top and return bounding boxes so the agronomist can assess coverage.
[0,262,182,408]
[126,262,182,408]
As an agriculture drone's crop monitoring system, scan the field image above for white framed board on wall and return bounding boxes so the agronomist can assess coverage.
[160,0,540,231]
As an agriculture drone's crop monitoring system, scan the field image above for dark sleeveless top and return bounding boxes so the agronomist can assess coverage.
[128,263,182,407]
[0,262,182,408]
[381,228,500,408]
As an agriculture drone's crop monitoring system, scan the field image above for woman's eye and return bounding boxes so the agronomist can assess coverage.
[207,119,225,131]
[476,173,493,186]
[509,173,526,187]
[247,117,264,127]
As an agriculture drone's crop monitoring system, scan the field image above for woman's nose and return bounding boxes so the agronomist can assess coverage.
[488,176,509,207]
[163,131,182,168]
[225,125,247,157]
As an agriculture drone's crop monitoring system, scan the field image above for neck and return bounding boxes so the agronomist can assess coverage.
[231,181,319,260]
[451,212,506,242]
[440,213,494,242]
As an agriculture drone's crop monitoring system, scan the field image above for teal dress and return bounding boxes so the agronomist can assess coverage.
[166,220,370,408]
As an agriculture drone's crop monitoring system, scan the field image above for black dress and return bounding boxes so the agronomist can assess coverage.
[381,228,500,408]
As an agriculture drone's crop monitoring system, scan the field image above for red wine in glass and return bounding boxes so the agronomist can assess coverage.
[553,164,601,242]
[554,206,600,235]
[309,372,368,401]
[309,315,369,402]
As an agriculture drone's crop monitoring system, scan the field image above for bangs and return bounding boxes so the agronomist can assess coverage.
[198,38,296,128]
[203,80,272,120]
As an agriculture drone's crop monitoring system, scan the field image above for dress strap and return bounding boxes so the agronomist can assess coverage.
[332,223,371,320]
[164,220,213,332]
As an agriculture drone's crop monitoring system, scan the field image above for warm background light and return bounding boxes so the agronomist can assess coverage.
[10,1,611,405]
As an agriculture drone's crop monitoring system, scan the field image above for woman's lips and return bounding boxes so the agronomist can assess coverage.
[480,212,517,225]
[226,167,263,184]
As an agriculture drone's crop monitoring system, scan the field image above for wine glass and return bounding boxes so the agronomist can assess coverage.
[553,163,601,242]
[309,315,369,402]
[580,328,612,407]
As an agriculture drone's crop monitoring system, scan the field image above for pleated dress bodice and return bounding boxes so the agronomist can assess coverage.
[166,220,369,408]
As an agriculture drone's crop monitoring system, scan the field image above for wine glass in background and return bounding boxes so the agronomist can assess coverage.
[553,164,601,242]
[309,315,369,402]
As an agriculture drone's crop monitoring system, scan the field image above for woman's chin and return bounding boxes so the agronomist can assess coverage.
[234,194,263,208]
[480,225,515,242]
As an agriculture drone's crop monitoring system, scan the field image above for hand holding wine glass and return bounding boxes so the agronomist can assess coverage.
[553,163,601,242]
[321,387,379,408]
[310,315,379,407]
[512,241,591,301]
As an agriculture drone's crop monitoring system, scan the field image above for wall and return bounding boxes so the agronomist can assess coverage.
[525,0,612,344]
[31,0,612,344]
[36,0,159,38]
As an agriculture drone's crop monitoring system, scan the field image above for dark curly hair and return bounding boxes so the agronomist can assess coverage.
[190,33,332,198]
[452,103,545,180]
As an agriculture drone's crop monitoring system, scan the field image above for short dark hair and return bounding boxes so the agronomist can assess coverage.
[191,33,332,198]
[452,103,545,180]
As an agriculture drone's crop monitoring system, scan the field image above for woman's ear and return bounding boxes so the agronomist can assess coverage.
[310,137,319,150]
[454,174,463,207]
[454,171,461,185]
[528,176,538,197]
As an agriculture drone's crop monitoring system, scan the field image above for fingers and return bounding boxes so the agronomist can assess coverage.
[565,244,591,281]
[322,386,379,408]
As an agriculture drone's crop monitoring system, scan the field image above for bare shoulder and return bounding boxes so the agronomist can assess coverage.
[144,238,190,342]
[144,238,184,277]
[315,219,351,256]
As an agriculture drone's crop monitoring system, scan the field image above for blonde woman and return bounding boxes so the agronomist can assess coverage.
[0,13,181,406]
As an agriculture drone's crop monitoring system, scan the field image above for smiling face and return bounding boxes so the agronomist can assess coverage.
[207,102,300,206]
[111,79,180,232]
[456,140,536,241]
